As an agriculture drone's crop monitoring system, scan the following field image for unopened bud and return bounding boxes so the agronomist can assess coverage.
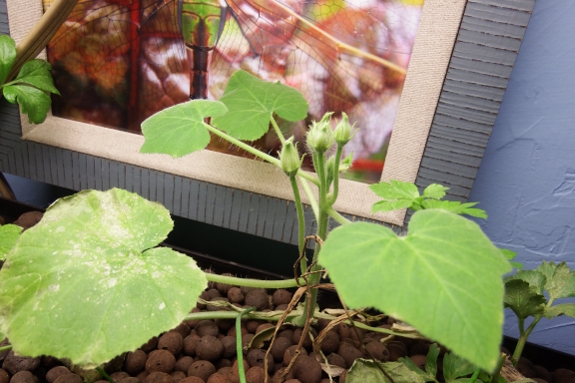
[280,136,301,177]
[306,112,334,154]
[334,112,356,146]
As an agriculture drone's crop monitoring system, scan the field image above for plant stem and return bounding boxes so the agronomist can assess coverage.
[511,316,541,366]
[328,145,343,205]
[236,307,256,383]
[269,117,286,145]
[96,367,115,383]
[489,353,506,383]
[297,170,320,186]
[468,368,481,383]
[0,345,12,352]
[204,273,304,289]
[290,176,307,274]
[327,207,351,225]
[298,177,319,220]
[203,123,280,166]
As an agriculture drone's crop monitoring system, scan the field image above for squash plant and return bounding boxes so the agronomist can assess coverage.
[0,70,512,379]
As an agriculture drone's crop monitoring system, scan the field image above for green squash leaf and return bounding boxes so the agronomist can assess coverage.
[0,224,22,260]
[512,270,546,295]
[347,359,425,383]
[503,279,546,320]
[3,83,52,124]
[0,189,207,368]
[442,352,477,382]
[211,70,308,141]
[140,100,228,157]
[370,180,420,201]
[537,261,575,300]
[318,209,510,371]
[545,303,575,319]
[0,35,16,85]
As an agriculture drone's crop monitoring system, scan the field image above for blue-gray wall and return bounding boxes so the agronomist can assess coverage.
[469,0,575,356]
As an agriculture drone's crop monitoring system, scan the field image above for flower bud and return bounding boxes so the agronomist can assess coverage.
[306,112,334,154]
[334,112,356,146]
[280,136,302,177]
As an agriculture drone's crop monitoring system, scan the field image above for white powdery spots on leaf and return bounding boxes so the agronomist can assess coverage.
[56,226,65,233]
[152,271,163,279]
[107,278,117,288]
[159,303,166,310]
[48,284,59,292]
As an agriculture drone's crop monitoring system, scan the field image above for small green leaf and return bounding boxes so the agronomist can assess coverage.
[503,279,546,320]
[3,84,52,124]
[0,35,16,86]
[371,199,414,214]
[537,261,575,300]
[13,59,59,94]
[423,184,448,200]
[421,200,487,219]
[347,359,425,383]
[0,224,22,260]
[140,100,228,157]
[399,356,438,382]
[513,270,546,295]
[318,209,510,371]
[211,70,308,141]
[545,303,575,319]
[500,249,523,269]
[442,352,477,382]
[425,344,440,379]
[0,189,207,368]
[370,180,420,200]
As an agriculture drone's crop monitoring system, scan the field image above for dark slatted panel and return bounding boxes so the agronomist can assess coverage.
[413,0,535,223]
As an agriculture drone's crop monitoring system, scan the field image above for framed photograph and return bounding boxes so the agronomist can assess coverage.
[0,0,534,243]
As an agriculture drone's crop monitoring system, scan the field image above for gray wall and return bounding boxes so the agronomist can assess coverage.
[469,0,575,356]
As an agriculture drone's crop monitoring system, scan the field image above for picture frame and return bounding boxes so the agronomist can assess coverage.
[0,0,535,245]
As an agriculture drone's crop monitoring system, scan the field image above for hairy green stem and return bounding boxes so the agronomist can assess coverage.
[236,307,256,383]
[290,176,307,274]
[489,353,506,383]
[511,316,541,366]
[328,145,343,205]
[203,123,280,166]
[298,177,319,220]
[327,207,351,225]
[96,367,114,383]
[0,345,12,352]
[204,273,303,289]
[297,169,320,186]
[269,118,286,145]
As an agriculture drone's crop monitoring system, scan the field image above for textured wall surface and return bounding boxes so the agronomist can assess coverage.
[469,0,575,356]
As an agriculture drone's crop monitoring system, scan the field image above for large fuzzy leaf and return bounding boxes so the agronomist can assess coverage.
[0,189,207,368]
[318,209,510,371]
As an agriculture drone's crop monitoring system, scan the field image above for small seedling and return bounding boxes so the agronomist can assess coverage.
[0,35,59,124]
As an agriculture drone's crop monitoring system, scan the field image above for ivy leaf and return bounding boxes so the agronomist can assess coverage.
[318,209,510,371]
[503,279,546,320]
[421,200,487,219]
[0,189,207,368]
[545,303,575,319]
[0,35,16,85]
[0,224,22,260]
[140,100,228,157]
[536,261,575,300]
[347,359,425,383]
[442,352,477,382]
[422,184,448,200]
[211,70,308,141]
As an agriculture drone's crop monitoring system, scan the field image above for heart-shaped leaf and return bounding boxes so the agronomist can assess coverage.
[318,209,510,371]
[211,70,308,141]
[140,100,228,157]
[0,189,207,368]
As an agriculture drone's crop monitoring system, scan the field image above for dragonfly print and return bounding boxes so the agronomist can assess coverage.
[42,0,423,181]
